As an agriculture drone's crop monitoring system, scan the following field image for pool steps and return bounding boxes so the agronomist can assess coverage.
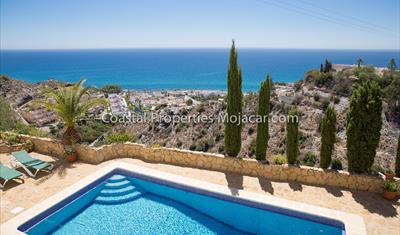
[94,175,143,205]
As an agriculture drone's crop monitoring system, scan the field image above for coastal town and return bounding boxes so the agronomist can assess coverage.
[0,75,226,128]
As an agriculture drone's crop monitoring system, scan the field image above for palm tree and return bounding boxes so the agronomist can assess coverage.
[356,57,363,68]
[36,79,108,144]
[387,58,397,72]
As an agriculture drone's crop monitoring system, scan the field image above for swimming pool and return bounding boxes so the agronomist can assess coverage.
[2,163,366,235]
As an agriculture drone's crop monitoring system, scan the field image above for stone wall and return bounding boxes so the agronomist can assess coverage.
[0,143,27,153]
[16,134,398,194]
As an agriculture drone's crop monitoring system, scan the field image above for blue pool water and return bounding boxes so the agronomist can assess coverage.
[1,49,399,91]
[19,171,345,235]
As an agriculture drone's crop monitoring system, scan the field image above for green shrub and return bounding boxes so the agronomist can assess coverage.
[196,103,205,113]
[333,96,340,104]
[313,93,320,101]
[186,99,193,106]
[369,165,385,175]
[321,98,330,111]
[346,80,382,173]
[189,143,196,151]
[175,123,187,133]
[0,97,16,131]
[100,85,122,94]
[383,181,398,192]
[396,135,400,177]
[286,109,299,165]
[14,122,48,137]
[218,145,224,153]
[320,106,337,169]
[331,158,343,170]
[273,155,287,165]
[224,41,243,157]
[105,132,136,144]
[301,152,317,166]
[248,138,256,157]
[76,119,112,143]
[255,75,271,160]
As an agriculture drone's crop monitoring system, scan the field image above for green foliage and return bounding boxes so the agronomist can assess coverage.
[346,80,382,173]
[35,79,108,144]
[175,123,187,133]
[64,145,76,155]
[224,41,243,157]
[248,138,256,157]
[189,143,196,151]
[218,145,225,153]
[13,122,49,137]
[320,106,337,169]
[273,154,287,165]
[305,71,334,88]
[0,97,16,131]
[352,65,379,81]
[255,75,271,160]
[320,98,330,111]
[286,109,299,165]
[301,152,317,166]
[186,99,193,106]
[383,181,398,192]
[396,135,400,177]
[331,158,343,170]
[76,119,113,144]
[313,93,320,101]
[100,85,122,94]
[383,75,400,113]
[1,132,19,143]
[323,59,332,73]
[196,103,205,113]
[333,96,340,104]
[356,58,363,68]
[387,58,397,72]
[105,132,136,144]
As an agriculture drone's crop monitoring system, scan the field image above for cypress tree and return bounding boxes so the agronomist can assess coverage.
[319,105,337,169]
[286,109,299,164]
[255,74,271,161]
[396,135,400,177]
[346,80,382,173]
[224,41,243,157]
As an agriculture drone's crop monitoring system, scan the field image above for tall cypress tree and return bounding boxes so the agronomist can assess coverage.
[224,41,243,157]
[286,109,299,165]
[346,80,382,173]
[320,105,337,169]
[255,74,271,161]
[396,134,400,177]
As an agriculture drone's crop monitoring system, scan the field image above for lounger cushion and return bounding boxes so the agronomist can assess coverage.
[0,163,22,180]
[12,151,50,170]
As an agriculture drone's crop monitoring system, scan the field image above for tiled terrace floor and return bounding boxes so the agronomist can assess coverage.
[1,153,399,234]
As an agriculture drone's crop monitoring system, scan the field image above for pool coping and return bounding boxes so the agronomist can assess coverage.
[1,162,367,235]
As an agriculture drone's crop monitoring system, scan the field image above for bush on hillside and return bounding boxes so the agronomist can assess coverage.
[105,132,136,144]
[346,80,382,173]
[320,106,337,169]
[301,152,317,167]
[286,109,299,165]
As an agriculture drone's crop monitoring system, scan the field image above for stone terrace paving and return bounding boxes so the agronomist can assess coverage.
[0,153,399,235]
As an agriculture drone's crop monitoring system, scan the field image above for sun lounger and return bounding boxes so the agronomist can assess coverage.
[11,151,54,177]
[0,163,24,188]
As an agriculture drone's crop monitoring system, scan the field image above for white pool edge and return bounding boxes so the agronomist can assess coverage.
[1,162,367,235]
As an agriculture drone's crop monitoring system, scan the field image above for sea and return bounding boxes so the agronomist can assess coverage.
[0,48,399,91]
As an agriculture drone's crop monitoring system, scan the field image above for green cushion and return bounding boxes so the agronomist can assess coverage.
[0,163,22,180]
[12,150,50,170]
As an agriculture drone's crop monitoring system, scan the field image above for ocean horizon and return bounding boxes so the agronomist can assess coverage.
[1,48,399,91]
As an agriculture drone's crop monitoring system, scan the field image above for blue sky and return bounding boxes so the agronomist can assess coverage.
[1,0,399,49]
